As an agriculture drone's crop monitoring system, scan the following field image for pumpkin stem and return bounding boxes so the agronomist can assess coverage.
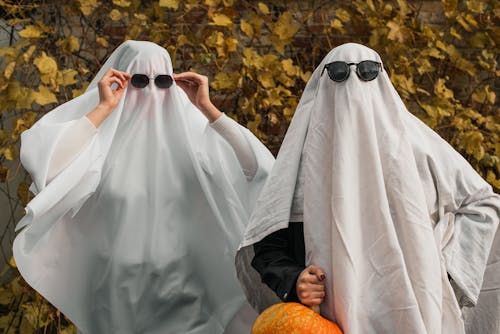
[310,305,320,314]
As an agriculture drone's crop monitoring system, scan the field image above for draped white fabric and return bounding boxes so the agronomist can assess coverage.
[13,40,273,334]
[236,43,500,333]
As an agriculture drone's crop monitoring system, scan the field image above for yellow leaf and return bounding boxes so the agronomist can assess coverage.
[34,85,58,106]
[467,0,486,14]
[366,0,376,11]
[434,78,454,100]
[79,0,100,16]
[18,25,42,39]
[386,20,404,43]
[269,35,287,55]
[7,81,21,100]
[210,14,233,27]
[247,113,261,135]
[109,9,122,20]
[159,0,179,9]
[241,19,254,37]
[262,54,278,68]
[34,51,58,75]
[211,72,240,90]
[464,13,478,27]
[330,19,344,33]
[441,0,457,17]
[4,61,15,79]
[456,14,471,32]
[281,59,299,77]
[60,36,80,53]
[0,165,8,183]
[72,82,89,98]
[57,69,79,86]
[3,145,17,161]
[486,171,500,190]
[416,58,435,74]
[134,13,148,20]
[300,71,312,82]
[96,37,109,47]
[450,27,462,40]
[177,34,191,46]
[472,85,496,105]
[22,45,37,63]
[258,72,275,88]
[242,48,262,69]
[461,131,485,160]
[225,38,238,52]
[206,31,225,48]
[421,47,444,59]
[335,8,351,23]
[258,2,269,14]
[8,256,16,268]
[272,12,299,40]
[113,0,131,6]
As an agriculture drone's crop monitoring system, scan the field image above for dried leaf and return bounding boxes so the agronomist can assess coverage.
[34,85,58,106]
[441,0,457,17]
[210,14,233,27]
[79,0,100,16]
[257,2,269,15]
[159,0,179,9]
[18,25,42,39]
[109,9,122,20]
[113,0,131,7]
[211,72,240,90]
[434,78,454,100]
[240,19,254,37]
[96,37,109,47]
[272,12,299,40]
[57,69,79,86]
[4,61,16,79]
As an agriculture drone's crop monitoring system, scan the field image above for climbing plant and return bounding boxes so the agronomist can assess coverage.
[0,0,498,332]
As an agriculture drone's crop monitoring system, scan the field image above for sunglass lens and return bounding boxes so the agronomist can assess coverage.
[328,62,350,82]
[155,75,173,89]
[357,61,380,81]
[131,74,149,88]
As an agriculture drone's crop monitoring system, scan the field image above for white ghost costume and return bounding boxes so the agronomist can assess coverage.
[236,43,500,333]
[13,40,273,334]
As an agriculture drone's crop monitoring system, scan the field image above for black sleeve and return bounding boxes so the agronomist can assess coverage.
[251,223,306,302]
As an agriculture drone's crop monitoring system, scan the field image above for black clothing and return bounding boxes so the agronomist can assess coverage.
[251,222,306,302]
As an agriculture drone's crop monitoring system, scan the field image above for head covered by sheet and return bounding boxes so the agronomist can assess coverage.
[14,40,274,334]
[236,43,500,334]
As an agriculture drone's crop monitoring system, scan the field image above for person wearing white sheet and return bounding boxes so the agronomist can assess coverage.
[13,40,273,334]
[236,43,500,333]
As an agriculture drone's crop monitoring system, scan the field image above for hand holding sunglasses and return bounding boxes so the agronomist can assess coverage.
[173,72,222,123]
[322,60,382,82]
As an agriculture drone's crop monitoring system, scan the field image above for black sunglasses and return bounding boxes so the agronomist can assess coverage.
[322,60,382,82]
[130,74,174,89]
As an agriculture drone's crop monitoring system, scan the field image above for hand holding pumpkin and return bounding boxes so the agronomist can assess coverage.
[296,264,326,306]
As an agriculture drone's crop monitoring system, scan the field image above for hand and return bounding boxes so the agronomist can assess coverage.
[173,71,222,123]
[296,265,326,307]
[86,68,130,127]
[97,68,131,111]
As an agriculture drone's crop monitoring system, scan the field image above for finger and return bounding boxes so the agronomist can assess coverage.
[173,72,206,85]
[302,273,323,284]
[111,69,130,82]
[107,77,124,89]
[308,298,324,306]
[308,265,326,281]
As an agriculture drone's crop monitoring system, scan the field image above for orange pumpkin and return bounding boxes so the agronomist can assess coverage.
[251,302,343,334]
